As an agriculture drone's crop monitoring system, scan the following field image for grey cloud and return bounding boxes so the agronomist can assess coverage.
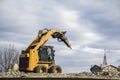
[57,0,120,36]
[0,0,120,73]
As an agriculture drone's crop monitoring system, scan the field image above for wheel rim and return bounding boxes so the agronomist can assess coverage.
[55,69,58,73]
[55,67,60,73]
[40,67,46,73]
[40,69,43,73]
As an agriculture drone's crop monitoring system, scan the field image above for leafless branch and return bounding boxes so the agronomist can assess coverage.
[0,45,19,72]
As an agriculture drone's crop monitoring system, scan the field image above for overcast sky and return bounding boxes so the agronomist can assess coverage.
[0,0,120,73]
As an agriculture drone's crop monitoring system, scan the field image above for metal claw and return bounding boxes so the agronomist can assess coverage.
[59,32,72,49]
[60,36,72,49]
[52,31,72,49]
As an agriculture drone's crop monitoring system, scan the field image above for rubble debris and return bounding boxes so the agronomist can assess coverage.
[102,65,119,76]
[90,64,120,78]
[0,70,120,79]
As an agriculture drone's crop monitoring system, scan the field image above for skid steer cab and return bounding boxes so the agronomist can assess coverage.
[19,29,71,73]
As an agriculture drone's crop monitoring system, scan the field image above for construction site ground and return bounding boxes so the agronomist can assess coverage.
[0,71,120,80]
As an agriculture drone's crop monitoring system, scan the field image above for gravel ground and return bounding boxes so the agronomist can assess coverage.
[0,71,120,79]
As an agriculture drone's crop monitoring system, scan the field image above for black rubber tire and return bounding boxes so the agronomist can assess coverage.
[48,65,62,73]
[34,65,47,73]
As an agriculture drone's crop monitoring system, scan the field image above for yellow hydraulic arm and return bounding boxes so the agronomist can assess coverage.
[25,29,71,52]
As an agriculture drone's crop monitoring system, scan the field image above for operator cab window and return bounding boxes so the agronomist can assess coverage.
[38,46,55,61]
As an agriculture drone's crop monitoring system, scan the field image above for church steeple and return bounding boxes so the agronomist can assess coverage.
[103,49,107,66]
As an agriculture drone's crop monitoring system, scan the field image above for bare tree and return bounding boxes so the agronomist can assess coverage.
[0,45,19,72]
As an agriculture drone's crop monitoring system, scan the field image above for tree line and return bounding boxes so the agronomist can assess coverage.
[0,45,19,72]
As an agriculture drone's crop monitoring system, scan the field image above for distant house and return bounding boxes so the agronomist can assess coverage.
[90,65,102,75]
